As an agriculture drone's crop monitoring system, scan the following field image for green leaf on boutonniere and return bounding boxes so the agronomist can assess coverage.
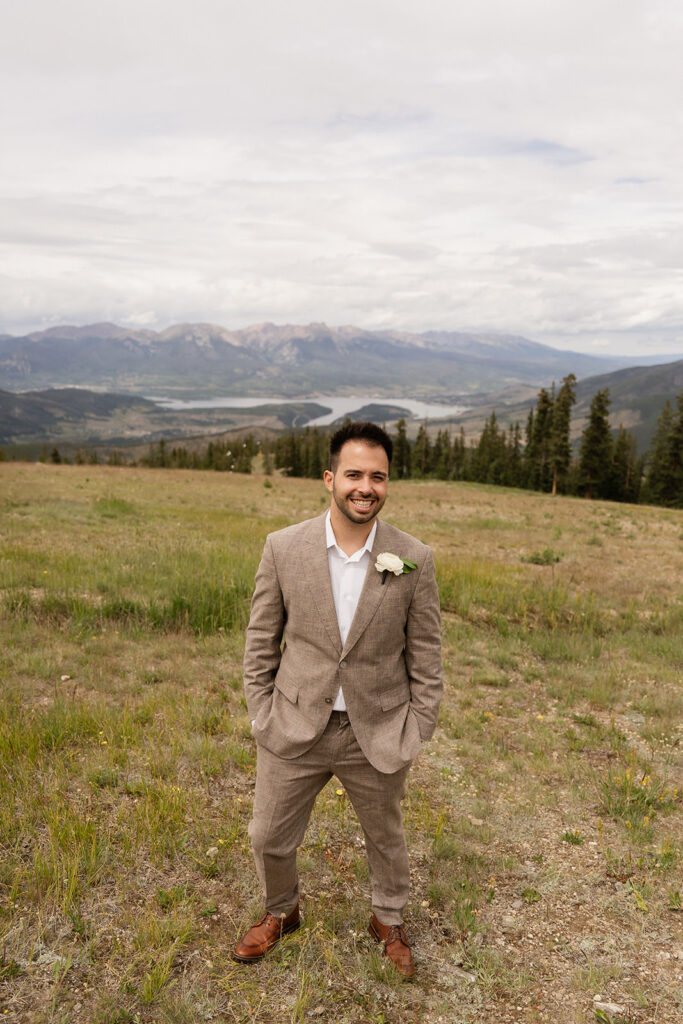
[376,552,417,583]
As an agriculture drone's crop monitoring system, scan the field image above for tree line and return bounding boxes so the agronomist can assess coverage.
[270,379,683,508]
[5,382,681,507]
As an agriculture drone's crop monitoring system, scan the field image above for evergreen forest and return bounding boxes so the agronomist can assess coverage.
[9,382,683,509]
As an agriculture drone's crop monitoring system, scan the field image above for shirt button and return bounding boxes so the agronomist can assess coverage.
[325,697,333,704]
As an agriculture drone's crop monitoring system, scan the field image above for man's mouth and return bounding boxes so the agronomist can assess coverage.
[350,497,374,511]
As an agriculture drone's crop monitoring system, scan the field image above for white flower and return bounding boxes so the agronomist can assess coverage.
[375,552,406,576]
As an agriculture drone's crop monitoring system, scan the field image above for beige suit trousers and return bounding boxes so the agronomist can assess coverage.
[249,711,411,925]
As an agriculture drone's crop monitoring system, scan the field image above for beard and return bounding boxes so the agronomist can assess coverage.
[332,485,386,524]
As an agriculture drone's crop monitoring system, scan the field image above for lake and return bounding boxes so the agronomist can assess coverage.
[147,394,469,426]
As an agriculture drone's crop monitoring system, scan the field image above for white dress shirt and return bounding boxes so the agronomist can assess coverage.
[325,510,377,711]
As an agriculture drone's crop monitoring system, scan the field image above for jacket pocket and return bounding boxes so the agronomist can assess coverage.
[274,674,299,704]
[379,684,411,712]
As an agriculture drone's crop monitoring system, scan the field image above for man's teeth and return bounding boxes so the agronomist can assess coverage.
[352,499,373,507]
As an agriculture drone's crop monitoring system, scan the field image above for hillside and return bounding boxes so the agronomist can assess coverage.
[446,358,683,450]
[0,388,330,447]
[0,320,657,398]
[1,464,681,1023]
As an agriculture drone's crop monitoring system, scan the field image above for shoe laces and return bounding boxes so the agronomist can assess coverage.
[384,924,408,947]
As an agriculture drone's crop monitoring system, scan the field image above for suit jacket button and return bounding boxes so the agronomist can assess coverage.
[325,697,333,704]
[340,660,347,668]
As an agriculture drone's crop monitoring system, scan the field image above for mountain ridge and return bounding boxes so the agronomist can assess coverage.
[0,320,674,398]
[447,358,683,451]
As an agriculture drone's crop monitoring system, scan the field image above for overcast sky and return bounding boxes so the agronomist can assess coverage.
[2,0,683,355]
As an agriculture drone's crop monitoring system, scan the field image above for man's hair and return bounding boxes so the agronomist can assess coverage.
[328,421,393,471]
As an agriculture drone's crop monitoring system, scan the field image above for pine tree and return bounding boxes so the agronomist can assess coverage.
[579,389,613,499]
[234,436,255,473]
[522,408,535,487]
[644,396,683,507]
[669,392,683,507]
[393,419,411,479]
[506,422,524,487]
[610,427,639,502]
[306,428,324,479]
[549,374,576,495]
[472,411,507,484]
[644,401,674,505]
[452,428,467,480]
[413,424,432,477]
[529,388,554,491]
[431,430,444,479]
[277,433,304,477]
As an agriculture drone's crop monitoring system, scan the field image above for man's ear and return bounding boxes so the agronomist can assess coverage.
[323,470,334,493]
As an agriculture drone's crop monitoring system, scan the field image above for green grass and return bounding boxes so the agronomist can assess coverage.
[0,464,681,1023]
[598,754,678,828]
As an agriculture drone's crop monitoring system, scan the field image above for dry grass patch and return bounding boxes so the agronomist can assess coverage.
[1,464,681,1023]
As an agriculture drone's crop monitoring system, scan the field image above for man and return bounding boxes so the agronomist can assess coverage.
[233,421,443,979]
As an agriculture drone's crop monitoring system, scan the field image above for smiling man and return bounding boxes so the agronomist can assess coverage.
[233,422,443,979]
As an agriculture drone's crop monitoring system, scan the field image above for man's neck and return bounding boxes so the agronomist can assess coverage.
[329,504,376,557]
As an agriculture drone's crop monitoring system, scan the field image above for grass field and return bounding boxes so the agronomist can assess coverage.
[1,463,682,1024]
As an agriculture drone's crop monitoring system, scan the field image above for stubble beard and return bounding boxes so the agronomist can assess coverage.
[332,486,386,525]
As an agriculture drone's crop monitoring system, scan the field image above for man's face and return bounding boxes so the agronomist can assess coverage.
[323,441,389,525]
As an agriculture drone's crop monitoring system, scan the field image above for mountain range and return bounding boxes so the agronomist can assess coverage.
[0,321,680,452]
[0,321,671,398]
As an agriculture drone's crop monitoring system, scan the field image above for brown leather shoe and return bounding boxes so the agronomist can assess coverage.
[232,905,300,963]
[369,913,414,980]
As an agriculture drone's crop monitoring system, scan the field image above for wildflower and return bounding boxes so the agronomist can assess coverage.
[626,821,632,829]
[336,788,344,796]
[643,817,649,827]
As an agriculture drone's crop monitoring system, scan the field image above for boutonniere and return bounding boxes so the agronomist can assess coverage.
[375,552,418,585]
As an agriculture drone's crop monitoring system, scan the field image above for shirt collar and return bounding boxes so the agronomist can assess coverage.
[325,509,377,561]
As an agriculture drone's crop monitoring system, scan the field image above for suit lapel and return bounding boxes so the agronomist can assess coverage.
[304,515,343,655]
[341,519,391,658]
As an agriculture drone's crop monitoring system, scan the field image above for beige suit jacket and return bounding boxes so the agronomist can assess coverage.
[243,512,443,774]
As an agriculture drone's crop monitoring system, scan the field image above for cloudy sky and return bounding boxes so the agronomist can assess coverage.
[2,0,683,355]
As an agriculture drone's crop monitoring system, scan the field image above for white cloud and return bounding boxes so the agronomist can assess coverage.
[1,1,682,356]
